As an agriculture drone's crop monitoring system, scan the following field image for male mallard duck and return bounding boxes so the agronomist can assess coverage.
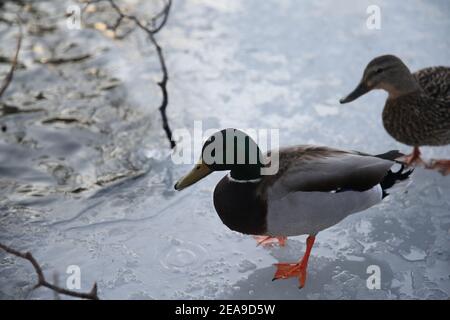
[340,55,450,175]
[174,128,412,288]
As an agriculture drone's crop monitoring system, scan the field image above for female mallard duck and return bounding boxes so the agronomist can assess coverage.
[340,54,450,175]
[174,128,412,288]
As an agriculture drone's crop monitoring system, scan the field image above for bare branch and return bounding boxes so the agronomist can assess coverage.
[0,17,22,99]
[87,0,176,148]
[150,0,172,34]
[0,242,99,300]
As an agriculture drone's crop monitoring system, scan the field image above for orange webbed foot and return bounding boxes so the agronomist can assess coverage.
[428,159,450,176]
[254,235,287,247]
[402,147,425,167]
[271,235,316,289]
[273,262,307,288]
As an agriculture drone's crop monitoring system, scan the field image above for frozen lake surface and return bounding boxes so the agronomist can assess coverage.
[0,0,449,299]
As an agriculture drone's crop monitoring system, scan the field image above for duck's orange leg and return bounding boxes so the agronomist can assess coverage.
[403,146,425,166]
[254,235,287,247]
[272,235,315,288]
[428,159,450,176]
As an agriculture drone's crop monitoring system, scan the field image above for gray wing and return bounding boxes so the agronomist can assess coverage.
[263,146,397,199]
[414,66,450,100]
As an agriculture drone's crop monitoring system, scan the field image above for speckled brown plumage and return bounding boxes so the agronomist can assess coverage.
[414,66,450,100]
[341,55,450,150]
[383,91,450,146]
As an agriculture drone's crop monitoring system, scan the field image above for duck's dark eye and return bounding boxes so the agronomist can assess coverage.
[375,68,383,74]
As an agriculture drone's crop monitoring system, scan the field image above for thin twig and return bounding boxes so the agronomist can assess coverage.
[89,0,176,148]
[150,0,172,34]
[52,273,61,300]
[0,242,99,300]
[0,17,22,99]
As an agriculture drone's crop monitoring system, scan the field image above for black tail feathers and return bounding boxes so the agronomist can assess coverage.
[380,164,414,198]
[375,150,404,161]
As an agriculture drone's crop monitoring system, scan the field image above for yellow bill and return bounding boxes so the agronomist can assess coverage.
[174,159,212,190]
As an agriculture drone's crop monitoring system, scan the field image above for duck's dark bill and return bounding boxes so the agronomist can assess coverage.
[340,81,370,104]
[174,160,212,190]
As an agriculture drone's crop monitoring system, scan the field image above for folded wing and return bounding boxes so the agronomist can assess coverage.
[263,146,398,199]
